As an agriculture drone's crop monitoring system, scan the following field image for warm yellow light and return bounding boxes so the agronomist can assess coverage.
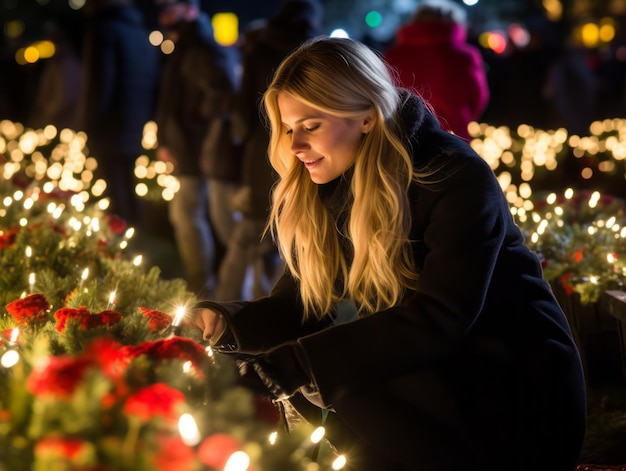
[35,40,56,59]
[223,451,250,471]
[580,22,599,48]
[178,413,201,446]
[212,12,239,46]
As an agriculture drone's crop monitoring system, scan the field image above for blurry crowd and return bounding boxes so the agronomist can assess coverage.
[1,0,625,301]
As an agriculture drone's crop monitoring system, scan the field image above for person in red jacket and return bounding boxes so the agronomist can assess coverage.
[384,0,489,140]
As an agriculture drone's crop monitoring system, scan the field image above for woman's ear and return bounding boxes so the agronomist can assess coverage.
[360,110,377,134]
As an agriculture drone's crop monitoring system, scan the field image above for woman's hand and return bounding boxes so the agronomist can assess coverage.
[192,307,226,343]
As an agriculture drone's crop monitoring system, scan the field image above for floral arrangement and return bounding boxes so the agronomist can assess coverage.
[514,188,626,304]
[0,126,324,471]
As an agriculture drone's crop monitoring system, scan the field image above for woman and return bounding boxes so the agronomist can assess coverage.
[192,37,586,470]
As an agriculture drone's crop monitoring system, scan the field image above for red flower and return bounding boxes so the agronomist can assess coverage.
[26,355,93,399]
[90,310,122,328]
[139,307,171,332]
[198,433,241,469]
[0,227,18,249]
[83,338,130,381]
[6,293,51,325]
[122,337,208,375]
[153,434,196,471]
[54,306,91,332]
[53,307,121,332]
[34,436,95,463]
[560,273,575,295]
[104,214,127,235]
[572,248,584,263]
[123,383,185,423]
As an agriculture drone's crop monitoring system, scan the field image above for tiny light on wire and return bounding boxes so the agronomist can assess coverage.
[1,350,20,368]
[107,291,116,310]
[172,306,185,327]
[332,454,347,470]
[9,328,19,345]
[310,426,325,444]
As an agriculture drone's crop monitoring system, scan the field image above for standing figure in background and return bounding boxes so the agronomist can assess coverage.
[384,0,489,140]
[154,0,239,298]
[215,0,324,301]
[75,0,160,225]
[29,23,82,131]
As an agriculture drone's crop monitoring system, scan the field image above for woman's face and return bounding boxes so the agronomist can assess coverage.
[277,93,373,184]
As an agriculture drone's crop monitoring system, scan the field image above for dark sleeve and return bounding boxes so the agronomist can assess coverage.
[200,269,333,352]
[295,153,513,398]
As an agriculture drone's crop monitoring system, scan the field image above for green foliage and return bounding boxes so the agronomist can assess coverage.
[517,190,626,304]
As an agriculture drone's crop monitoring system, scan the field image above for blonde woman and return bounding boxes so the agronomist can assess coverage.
[192,37,585,470]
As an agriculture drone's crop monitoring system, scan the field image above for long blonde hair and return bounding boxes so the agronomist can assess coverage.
[264,37,420,320]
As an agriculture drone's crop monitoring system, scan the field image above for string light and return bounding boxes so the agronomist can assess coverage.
[107,291,116,310]
[223,451,250,471]
[178,413,201,447]
[172,307,185,327]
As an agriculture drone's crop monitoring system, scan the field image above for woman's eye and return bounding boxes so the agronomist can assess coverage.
[305,124,320,132]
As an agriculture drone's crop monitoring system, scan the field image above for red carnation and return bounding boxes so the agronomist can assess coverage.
[6,293,51,325]
[26,355,93,399]
[54,306,91,332]
[90,310,122,328]
[0,227,18,249]
[122,337,207,375]
[34,436,95,464]
[139,307,171,332]
[83,338,130,381]
[104,214,127,235]
[198,433,242,469]
[560,273,575,295]
[123,383,185,423]
[572,248,584,263]
[153,434,196,471]
[54,307,122,332]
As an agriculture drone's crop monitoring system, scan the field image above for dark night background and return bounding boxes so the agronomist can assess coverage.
[1,0,625,132]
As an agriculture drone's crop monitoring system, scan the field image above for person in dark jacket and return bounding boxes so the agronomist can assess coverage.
[75,0,160,225]
[190,37,586,470]
[154,0,239,298]
[215,0,323,301]
[384,0,489,141]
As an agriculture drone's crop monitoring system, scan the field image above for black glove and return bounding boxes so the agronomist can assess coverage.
[248,342,312,401]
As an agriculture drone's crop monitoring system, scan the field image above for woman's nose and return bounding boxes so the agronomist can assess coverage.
[290,130,309,154]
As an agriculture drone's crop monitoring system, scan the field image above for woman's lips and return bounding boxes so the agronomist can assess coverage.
[303,158,322,169]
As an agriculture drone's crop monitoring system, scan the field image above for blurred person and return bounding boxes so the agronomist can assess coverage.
[384,0,489,140]
[75,0,160,225]
[215,0,324,301]
[545,34,597,136]
[154,0,240,298]
[29,23,82,131]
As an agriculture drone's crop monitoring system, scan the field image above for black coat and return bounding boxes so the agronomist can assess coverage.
[233,17,321,219]
[207,94,587,470]
[154,18,239,179]
[76,5,159,159]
